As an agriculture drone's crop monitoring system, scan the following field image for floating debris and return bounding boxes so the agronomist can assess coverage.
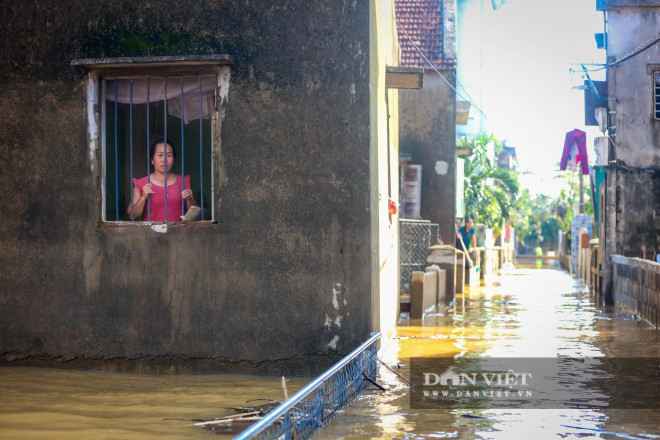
[167,376,293,435]
[165,399,282,435]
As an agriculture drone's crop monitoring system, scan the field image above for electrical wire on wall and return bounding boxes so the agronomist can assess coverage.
[581,31,660,72]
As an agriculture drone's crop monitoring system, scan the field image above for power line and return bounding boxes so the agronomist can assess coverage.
[451,71,480,110]
[394,17,487,119]
[581,31,660,72]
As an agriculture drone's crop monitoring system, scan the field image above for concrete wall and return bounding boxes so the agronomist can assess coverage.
[399,73,457,245]
[613,168,660,258]
[600,4,660,168]
[409,265,446,319]
[0,0,398,374]
[611,255,660,327]
[597,1,660,11]
[597,3,660,303]
[427,245,458,302]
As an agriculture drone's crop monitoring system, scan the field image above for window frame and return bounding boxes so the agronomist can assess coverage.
[72,55,232,226]
[654,70,660,121]
[647,63,660,121]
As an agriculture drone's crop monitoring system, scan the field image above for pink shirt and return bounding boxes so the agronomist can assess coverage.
[132,175,191,222]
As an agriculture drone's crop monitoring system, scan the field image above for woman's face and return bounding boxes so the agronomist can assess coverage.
[151,143,174,173]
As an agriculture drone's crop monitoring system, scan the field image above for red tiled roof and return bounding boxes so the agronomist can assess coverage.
[394,0,456,70]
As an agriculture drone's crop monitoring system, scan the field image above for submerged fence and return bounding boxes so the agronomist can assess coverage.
[400,219,439,293]
[611,255,660,328]
[234,332,381,440]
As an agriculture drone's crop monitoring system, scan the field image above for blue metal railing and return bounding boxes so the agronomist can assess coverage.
[234,333,381,440]
[198,76,204,219]
[129,79,134,221]
[180,79,185,217]
[113,81,119,221]
[146,78,151,221]
[163,77,168,221]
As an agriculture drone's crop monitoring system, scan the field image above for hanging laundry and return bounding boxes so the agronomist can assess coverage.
[560,129,589,175]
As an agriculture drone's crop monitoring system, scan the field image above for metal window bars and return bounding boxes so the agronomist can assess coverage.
[103,75,216,222]
[400,219,439,294]
[655,72,660,120]
[234,333,381,440]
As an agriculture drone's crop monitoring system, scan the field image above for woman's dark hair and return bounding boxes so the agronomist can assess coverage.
[149,137,176,160]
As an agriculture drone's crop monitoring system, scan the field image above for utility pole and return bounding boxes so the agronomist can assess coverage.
[579,171,584,214]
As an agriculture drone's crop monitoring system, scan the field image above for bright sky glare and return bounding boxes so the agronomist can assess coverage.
[459,0,606,197]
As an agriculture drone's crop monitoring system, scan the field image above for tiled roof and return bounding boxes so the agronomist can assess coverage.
[394,0,456,70]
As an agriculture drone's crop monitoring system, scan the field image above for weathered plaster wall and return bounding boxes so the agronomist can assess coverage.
[597,3,660,304]
[597,0,660,9]
[614,169,660,258]
[399,73,457,246]
[603,7,660,168]
[0,0,380,374]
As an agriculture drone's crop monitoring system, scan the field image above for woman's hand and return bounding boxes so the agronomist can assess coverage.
[181,188,198,208]
[142,183,154,198]
[181,188,194,201]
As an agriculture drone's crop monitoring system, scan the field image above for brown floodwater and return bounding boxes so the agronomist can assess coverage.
[317,268,660,439]
[1,268,658,439]
[0,367,308,439]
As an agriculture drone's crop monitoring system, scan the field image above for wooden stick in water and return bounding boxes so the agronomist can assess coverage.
[377,358,414,387]
[362,373,386,391]
[193,416,264,427]
[281,376,289,400]
[193,411,262,427]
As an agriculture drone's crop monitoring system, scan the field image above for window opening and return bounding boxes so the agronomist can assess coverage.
[103,75,216,222]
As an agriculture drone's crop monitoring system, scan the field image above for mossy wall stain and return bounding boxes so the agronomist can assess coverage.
[75,24,258,63]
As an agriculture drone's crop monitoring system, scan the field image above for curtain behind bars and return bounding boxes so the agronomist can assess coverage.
[105,76,216,122]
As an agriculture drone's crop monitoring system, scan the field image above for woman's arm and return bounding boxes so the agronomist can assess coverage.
[181,176,198,210]
[181,188,198,210]
[127,184,151,219]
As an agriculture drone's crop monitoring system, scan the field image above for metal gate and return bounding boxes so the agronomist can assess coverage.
[400,219,439,293]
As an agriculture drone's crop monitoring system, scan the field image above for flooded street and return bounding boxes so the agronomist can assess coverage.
[0,368,308,439]
[1,268,658,439]
[318,268,660,439]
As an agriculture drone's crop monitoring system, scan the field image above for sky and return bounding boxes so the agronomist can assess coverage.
[456,0,606,197]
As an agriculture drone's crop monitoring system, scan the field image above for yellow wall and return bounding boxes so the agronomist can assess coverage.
[370,0,401,337]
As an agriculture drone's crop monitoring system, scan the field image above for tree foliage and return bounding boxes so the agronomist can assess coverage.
[512,189,561,252]
[512,172,593,252]
[458,133,593,252]
[459,133,520,228]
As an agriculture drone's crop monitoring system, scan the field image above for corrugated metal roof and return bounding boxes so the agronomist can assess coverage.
[395,0,456,70]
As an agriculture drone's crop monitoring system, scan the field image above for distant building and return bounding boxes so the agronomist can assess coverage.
[395,0,458,245]
[497,145,517,170]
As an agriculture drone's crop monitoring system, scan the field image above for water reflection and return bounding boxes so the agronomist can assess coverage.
[0,367,307,439]
[317,268,660,439]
